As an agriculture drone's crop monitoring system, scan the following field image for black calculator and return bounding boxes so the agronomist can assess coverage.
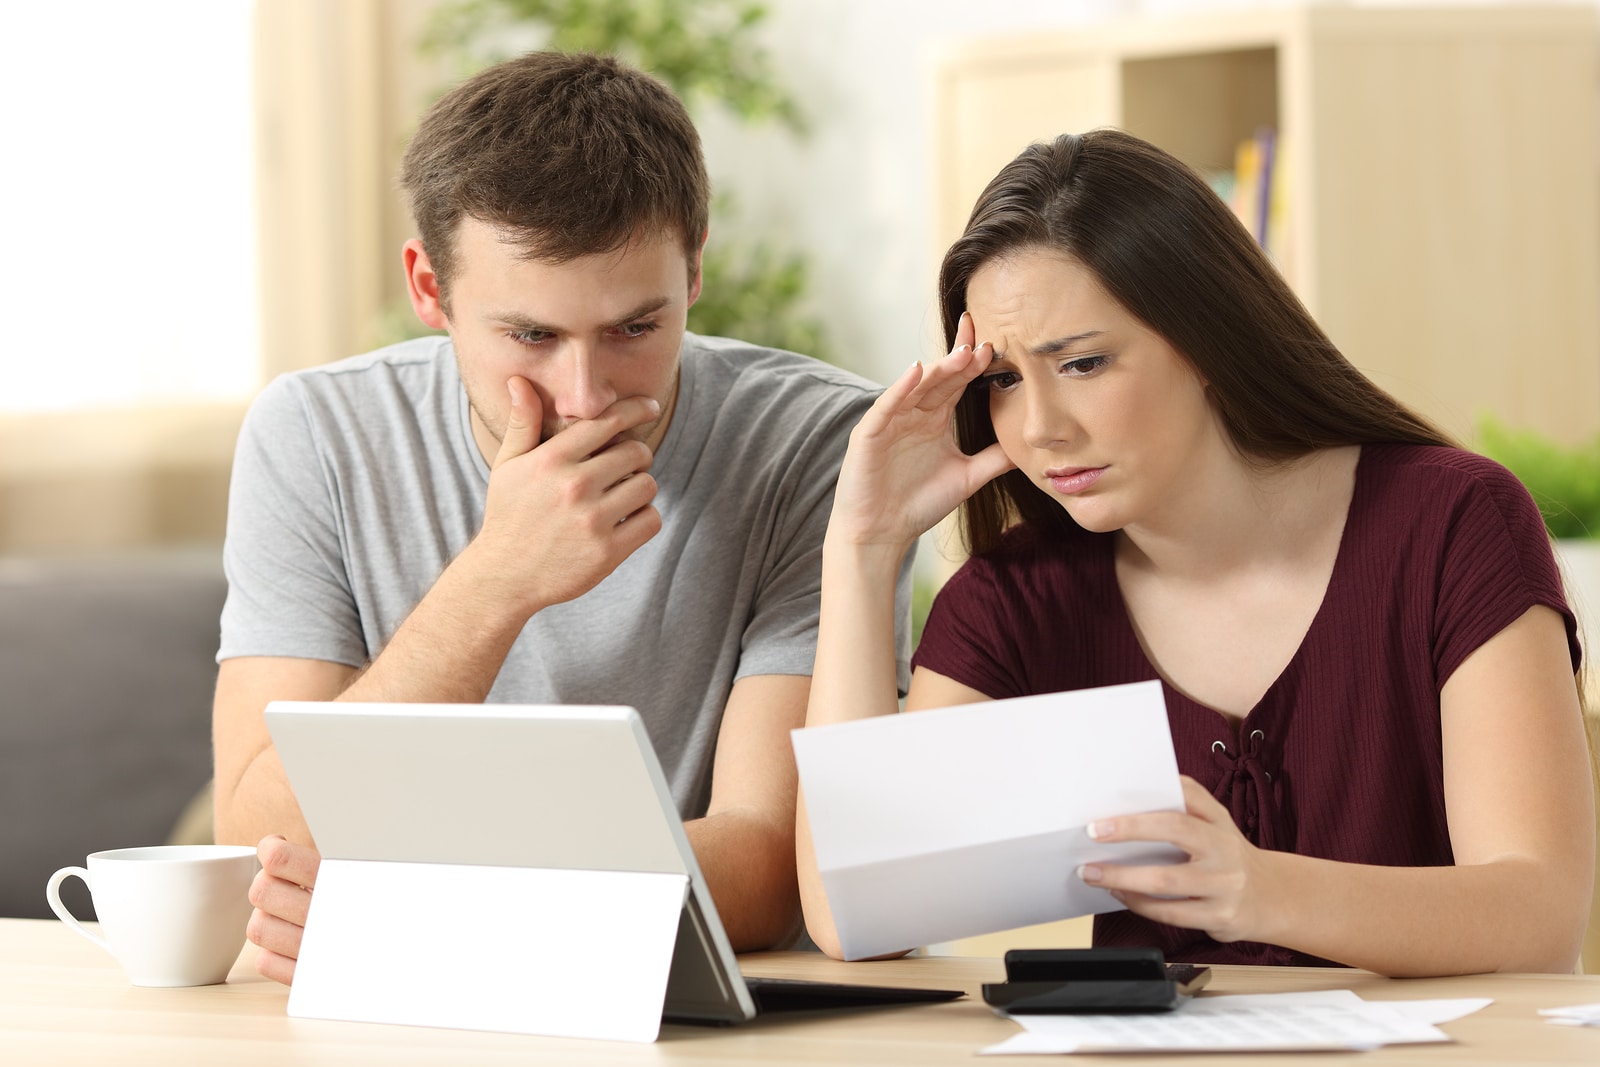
[981,948,1211,1014]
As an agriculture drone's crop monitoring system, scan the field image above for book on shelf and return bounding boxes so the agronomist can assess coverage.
[1207,126,1293,283]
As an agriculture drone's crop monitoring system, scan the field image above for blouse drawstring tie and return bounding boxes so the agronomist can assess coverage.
[1209,728,1286,852]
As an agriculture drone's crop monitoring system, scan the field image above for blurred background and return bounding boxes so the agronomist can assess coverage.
[3,0,1597,559]
[0,2,1596,962]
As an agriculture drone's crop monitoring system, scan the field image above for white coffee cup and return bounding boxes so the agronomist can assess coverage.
[46,844,259,987]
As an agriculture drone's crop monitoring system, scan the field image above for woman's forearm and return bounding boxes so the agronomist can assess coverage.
[1251,849,1590,975]
[806,537,911,728]
[797,533,914,958]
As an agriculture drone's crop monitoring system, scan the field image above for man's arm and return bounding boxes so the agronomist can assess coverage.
[211,543,546,847]
[210,527,599,847]
[686,673,809,951]
[218,380,672,984]
[213,655,353,988]
[210,555,534,847]
[214,381,663,845]
[212,656,357,847]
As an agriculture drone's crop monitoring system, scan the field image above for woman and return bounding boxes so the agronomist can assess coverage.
[798,129,1593,974]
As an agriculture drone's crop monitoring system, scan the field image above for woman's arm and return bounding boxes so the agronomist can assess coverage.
[798,316,1015,958]
[1082,604,1594,975]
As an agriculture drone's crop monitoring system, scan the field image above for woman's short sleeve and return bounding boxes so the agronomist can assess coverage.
[913,552,1033,700]
[1430,455,1580,684]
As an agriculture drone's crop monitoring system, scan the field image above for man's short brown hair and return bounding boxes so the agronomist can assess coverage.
[400,51,710,300]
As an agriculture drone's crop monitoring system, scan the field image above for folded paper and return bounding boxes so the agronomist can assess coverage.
[793,681,1185,960]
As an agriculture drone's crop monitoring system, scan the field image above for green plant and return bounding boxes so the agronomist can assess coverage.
[418,0,831,361]
[1478,417,1600,539]
[910,570,938,649]
[692,222,826,358]
[423,0,804,132]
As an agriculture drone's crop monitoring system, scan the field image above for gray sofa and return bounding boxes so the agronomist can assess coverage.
[0,550,225,919]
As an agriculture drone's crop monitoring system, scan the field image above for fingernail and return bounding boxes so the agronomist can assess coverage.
[1086,820,1112,840]
[1077,864,1102,884]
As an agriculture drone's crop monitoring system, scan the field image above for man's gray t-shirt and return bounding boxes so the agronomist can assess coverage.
[219,333,913,819]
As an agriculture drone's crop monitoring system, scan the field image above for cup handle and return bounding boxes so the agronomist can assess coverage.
[46,866,108,950]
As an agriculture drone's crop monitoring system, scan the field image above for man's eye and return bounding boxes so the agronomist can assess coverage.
[615,322,659,339]
[508,330,550,346]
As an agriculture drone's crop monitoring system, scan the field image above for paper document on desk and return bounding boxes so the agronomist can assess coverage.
[1541,1002,1600,1027]
[982,990,1482,1054]
[792,681,1184,960]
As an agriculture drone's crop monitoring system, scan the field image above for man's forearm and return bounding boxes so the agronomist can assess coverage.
[214,544,540,848]
[687,808,802,952]
[215,747,314,847]
[340,544,537,705]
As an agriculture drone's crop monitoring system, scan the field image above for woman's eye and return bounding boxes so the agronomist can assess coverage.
[1062,355,1110,376]
[972,371,1020,394]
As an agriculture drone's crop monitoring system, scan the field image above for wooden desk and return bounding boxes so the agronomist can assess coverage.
[2,918,1597,1065]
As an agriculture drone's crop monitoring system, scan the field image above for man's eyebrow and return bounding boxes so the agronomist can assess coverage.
[604,296,671,328]
[490,297,673,333]
[491,311,555,332]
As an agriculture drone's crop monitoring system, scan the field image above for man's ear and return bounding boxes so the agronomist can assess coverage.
[403,238,449,330]
[686,229,708,309]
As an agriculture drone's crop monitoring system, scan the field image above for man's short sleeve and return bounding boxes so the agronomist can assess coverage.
[731,395,917,695]
[217,376,365,666]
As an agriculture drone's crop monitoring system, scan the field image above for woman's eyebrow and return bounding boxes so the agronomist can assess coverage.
[1031,330,1104,357]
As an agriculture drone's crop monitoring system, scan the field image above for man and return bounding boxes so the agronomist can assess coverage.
[213,51,912,984]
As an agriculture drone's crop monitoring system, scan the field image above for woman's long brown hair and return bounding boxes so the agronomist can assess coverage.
[940,129,1453,555]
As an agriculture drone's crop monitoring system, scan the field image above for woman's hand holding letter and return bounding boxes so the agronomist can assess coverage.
[1077,776,1279,946]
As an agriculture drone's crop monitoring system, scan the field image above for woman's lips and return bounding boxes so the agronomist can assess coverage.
[1045,466,1106,495]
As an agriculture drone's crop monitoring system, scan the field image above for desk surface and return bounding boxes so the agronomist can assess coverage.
[3,917,1597,1065]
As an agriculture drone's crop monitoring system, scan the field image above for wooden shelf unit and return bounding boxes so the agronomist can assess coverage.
[930,4,1600,446]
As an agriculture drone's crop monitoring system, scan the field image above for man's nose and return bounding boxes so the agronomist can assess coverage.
[554,344,617,421]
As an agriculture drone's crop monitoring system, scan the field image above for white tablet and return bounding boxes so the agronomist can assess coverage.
[266,701,962,1041]
[265,701,757,1034]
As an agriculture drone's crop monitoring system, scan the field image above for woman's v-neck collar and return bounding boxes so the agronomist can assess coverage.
[1113,446,1371,734]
